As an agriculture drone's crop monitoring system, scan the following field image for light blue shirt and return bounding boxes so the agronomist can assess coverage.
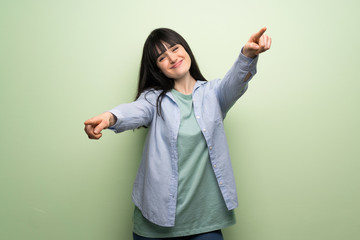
[109,52,258,227]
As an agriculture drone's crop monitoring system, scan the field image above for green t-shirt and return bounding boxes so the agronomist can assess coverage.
[133,89,235,238]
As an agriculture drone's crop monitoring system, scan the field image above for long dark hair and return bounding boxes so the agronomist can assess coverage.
[136,28,206,116]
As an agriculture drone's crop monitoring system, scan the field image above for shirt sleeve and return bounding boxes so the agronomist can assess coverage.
[215,50,258,117]
[107,91,157,133]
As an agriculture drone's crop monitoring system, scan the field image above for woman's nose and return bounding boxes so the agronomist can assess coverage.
[168,52,177,63]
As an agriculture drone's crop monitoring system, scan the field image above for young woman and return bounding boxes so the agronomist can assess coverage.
[84,27,271,240]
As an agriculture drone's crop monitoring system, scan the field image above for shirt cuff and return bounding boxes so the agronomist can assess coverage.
[107,110,122,133]
[238,48,258,77]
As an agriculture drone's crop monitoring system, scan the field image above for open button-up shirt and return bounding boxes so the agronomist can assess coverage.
[109,52,258,227]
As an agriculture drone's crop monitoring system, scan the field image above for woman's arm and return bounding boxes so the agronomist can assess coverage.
[216,27,271,116]
[84,91,157,139]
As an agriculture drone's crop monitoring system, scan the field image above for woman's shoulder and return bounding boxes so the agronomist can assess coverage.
[196,79,221,91]
[139,88,161,97]
[136,89,162,105]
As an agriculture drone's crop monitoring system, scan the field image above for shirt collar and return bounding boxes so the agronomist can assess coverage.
[193,80,207,93]
[165,80,207,102]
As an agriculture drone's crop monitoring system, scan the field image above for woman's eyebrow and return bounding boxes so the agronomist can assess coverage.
[156,43,178,58]
[155,46,166,57]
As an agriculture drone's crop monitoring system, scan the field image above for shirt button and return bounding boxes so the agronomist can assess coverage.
[196,116,200,119]
[213,164,217,168]
[219,181,223,185]
[209,146,213,150]
[203,129,206,132]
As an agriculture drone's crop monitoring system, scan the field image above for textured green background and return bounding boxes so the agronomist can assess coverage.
[1,0,359,239]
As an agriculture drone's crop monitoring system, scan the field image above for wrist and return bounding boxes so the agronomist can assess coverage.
[242,47,256,59]
[106,112,117,127]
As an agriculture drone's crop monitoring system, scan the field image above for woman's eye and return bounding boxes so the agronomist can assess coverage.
[158,57,165,62]
[173,47,179,52]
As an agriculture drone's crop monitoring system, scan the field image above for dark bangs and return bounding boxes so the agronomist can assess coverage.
[152,39,177,59]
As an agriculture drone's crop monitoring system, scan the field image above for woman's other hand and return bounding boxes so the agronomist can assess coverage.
[242,27,271,58]
[84,112,117,139]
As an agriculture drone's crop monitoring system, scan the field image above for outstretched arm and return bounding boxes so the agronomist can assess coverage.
[84,91,156,139]
[216,27,271,116]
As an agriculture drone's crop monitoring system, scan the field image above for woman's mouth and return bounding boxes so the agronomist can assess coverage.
[171,60,183,69]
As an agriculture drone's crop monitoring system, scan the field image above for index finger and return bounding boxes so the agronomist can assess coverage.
[84,117,100,126]
[253,27,267,41]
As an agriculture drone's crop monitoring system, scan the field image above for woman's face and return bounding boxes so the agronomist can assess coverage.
[156,43,191,80]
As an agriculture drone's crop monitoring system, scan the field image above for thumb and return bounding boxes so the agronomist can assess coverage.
[94,119,109,134]
[248,42,259,50]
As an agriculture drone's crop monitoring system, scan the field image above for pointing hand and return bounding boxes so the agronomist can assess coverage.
[242,27,272,58]
[84,112,117,140]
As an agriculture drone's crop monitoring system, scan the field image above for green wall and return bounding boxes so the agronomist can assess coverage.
[1,0,359,239]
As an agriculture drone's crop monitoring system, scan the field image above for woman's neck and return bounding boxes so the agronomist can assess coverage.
[173,72,196,95]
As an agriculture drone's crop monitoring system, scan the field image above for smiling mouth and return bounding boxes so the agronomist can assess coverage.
[171,60,183,69]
